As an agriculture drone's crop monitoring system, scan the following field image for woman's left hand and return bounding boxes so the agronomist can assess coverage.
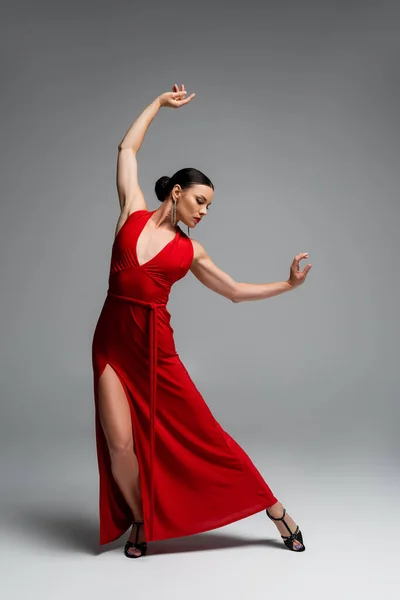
[287,253,312,288]
[158,84,195,108]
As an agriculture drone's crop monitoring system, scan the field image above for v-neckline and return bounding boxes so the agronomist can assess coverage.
[135,210,179,268]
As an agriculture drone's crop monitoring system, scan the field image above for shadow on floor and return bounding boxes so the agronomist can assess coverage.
[4,505,285,555]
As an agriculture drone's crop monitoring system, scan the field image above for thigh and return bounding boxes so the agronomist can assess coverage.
[98,363,135,455]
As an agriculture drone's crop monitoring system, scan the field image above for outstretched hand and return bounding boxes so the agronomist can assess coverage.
[287,253,312,288]
[158,84,195,108]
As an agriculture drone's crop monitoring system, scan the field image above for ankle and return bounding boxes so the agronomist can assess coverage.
[130,520,145,543]
[266,501,284,518]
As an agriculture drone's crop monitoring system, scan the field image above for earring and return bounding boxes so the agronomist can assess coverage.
[171,198,177,226]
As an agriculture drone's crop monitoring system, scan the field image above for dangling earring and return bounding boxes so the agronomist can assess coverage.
[171,197,177,226]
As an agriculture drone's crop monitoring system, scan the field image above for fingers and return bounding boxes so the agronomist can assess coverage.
[181,93,195,104]
[292,252,308,266]
[172,84,192,101]
[289,253,312,287]
[293,252,309,262]
[173,83,186,93]
[298,264,312,279]
[171,89,195,106]
[173,91,187,100]
[291,253,311,275]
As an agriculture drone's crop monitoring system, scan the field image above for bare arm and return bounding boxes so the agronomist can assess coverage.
[116,97,161,213]
[116,86,194,215]
[189,240,238,301]
[189,240,311,302]
[118,97,161,154]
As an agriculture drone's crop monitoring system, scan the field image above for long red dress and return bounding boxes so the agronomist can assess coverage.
[92,209,278,545]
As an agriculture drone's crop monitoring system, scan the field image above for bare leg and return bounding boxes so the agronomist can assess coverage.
[98,364,146,556]
[266,501,304,551]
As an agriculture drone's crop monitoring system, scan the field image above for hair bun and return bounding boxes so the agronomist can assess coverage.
[155,175,171,201]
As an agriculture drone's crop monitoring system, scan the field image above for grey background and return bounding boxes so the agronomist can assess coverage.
[1,0,399,598]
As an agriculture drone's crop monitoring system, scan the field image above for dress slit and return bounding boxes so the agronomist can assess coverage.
[93,360,148,544]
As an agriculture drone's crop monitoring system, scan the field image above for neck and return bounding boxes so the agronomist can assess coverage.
[153,199,179,231]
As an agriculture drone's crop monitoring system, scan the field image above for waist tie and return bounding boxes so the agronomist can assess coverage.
[107,290,166,538]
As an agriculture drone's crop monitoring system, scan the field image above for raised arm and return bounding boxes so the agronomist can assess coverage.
[190,240,311,302]
[116,98,161,214]
[116,85,195,216]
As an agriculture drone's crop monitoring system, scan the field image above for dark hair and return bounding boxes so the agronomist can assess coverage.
[154,167,214,202]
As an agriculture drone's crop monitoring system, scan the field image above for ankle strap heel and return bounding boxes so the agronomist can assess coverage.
[124,520,148,559]
[266,507,305,552]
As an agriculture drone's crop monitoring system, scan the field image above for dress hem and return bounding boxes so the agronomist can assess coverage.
[99,496,278,546]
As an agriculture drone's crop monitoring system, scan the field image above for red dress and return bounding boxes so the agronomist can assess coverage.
[92,209,278,545]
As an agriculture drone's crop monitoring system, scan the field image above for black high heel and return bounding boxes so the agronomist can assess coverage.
[266,507,306,552]
[124,520,147,559]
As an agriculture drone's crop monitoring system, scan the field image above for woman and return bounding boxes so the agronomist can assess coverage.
[92,84,312,559]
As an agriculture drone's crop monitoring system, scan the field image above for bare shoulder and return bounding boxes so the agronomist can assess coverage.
[114,206,148,240]
[189,238,208,263]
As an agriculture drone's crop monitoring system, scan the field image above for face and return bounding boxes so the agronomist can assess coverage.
[171,183,214,228]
